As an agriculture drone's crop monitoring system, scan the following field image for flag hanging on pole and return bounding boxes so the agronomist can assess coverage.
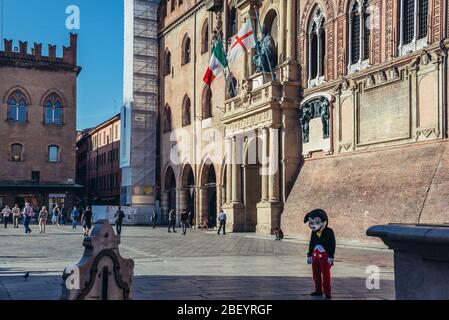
[227,20,256,64]
[203,40,229,86]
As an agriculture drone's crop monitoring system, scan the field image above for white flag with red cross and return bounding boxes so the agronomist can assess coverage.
[227,20,256,64]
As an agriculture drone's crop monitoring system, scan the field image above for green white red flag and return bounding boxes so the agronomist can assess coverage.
[203,40,229,86]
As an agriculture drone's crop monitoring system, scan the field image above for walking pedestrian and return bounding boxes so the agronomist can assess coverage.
[38,206,48,234]
[52,205,60,226]
[22,203,34,235]
[114,206,125,236]
[168,209,176,233]
[217,209,227,235]
[2,206,11,228]
[181,209,188,235]
[12,204,21,228]
[59,206,66,226]
[71,206,80,230]
[152,208,158,229]
[81,206,93,236]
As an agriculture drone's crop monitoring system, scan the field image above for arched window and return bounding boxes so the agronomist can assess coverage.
[44,93,64,125]
[264,9,279,65]
[228,7,238,38]
[163,105,172,133]
[7,90,27,123]
[201,20,209,54]
[399,0,428,53]
[48,145,60,162]
[182,95,191,127]
[308,7,326,87]
[164,49,171,76]
[348,0,370,71]
[202,87,212,119]
[181,35,191,65]
[11,143,23,162]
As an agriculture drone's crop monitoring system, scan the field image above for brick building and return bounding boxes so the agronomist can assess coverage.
[76,114,121,206]
[157,0,449,242]
[0,33,81,212]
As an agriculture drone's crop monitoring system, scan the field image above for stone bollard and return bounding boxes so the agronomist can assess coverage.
[367,224,449,300]
[61,219,134,300]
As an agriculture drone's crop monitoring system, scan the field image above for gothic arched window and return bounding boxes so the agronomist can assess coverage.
[399,0,428,54]
[164,49,172,76]
[164,105,172,133]
[348,0,370,71]
[11,143,23,162]
[202,87,212,119]
[44,93,64,125]
[181,35,191,65]
[7,90,27,123]
[182,95,191,127]
[308,7,326,87]
[228,7,238,38]
[201,20,209,54]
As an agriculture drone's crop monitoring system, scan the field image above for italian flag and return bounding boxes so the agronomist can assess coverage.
[203,40,228,86]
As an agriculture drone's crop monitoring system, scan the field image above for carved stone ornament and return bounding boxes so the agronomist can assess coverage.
[60,220,134,300]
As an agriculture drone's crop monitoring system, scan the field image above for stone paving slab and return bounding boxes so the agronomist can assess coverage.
[0,225,395,300]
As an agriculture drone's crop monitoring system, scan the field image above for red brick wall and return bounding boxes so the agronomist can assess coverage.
[0,66,77,183]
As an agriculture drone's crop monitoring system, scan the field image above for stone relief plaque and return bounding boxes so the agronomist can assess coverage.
[358,80,410,145]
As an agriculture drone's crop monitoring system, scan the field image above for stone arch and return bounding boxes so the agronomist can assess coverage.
[200,18,209,54]
[181,33,191,65]
[199,158,218,228]
[162,164,178,224]
[39,88,68,108]
[300,0,336,33]
[3,86,32,105]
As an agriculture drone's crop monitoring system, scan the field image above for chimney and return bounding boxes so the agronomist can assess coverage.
[19,41,28,58]
[4,39,13,55]
[48,44,57,61]
[33,43,42,60]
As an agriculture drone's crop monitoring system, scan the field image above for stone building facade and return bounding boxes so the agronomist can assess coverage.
[158,0,449,241]
[0,34,81,212]
[76,114,122,205]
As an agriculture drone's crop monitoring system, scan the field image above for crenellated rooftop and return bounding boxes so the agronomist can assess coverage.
[0,33,81,74]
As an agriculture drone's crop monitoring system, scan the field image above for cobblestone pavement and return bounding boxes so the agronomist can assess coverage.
[0,224,395,300]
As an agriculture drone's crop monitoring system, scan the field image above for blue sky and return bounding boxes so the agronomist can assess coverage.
[1,0,124,130]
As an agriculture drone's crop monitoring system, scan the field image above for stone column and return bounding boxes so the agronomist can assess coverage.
[161,191,169,224]
[268,128,280,201]
[175,188,181,226]
[413,0,418,42]
[279,0,286,63]
[348,14,353,67]
[308,34,313,81]
[217,184,223,213]
[317,31,322,77]
[226,137,232,203]
[199,187,208,222]
[261,128,269,201]
[179,188,188,213]
[286,0,294,59]
[231,136,242,203]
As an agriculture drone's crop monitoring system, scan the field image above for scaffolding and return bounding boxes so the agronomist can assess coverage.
[121,0,159,209]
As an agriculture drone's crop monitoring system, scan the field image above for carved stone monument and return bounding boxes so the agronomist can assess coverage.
[368,224,449,300]
[61,220,134,300]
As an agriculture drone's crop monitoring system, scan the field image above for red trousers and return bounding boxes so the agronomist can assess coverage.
[312,249,332,295]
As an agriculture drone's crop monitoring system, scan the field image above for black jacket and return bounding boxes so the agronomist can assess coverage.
[307,227,336,259]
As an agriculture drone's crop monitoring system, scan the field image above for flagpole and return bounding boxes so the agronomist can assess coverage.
[253,4,276,81]
[218,36,237,98]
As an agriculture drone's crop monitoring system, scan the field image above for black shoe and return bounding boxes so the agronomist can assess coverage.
[325,295,332,300]
[310,292,323,297]
[168,231,171,233]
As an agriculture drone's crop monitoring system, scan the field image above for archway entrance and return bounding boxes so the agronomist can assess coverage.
[164,166,177,221]
[201,164,217,229]
[244,137,262,232]
[181,164,195,226]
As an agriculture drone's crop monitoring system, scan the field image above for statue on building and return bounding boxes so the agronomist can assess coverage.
[319,98,330,139]
[300,104,313,143]
[253,25,277,74]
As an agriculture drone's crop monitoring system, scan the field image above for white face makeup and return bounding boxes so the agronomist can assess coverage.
[308,217,326,232]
